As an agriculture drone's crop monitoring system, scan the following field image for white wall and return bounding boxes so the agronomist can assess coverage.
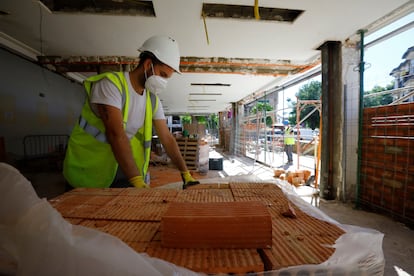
[0,48,84,159]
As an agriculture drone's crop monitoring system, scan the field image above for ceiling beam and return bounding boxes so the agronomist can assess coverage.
[37,55,318,76]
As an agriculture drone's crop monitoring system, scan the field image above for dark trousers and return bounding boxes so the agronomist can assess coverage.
[111,168,134,188]
[285,144,293,162]
[110,178,133,188]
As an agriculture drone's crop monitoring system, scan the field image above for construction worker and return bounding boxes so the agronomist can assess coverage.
[63,35,199,189]
[283,121,295,165]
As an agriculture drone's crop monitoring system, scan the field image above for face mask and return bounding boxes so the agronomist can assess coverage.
[144,63,168,94]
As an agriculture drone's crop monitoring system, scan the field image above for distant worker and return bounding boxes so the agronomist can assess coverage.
[63,35,199,189]
[283,121,295,165]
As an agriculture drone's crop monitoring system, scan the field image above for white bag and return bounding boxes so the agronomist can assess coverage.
[0,163,202,276]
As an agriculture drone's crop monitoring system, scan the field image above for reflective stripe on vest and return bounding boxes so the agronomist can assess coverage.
[79,116,107,143]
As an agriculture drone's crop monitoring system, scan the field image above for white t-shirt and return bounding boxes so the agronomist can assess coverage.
[89,72,165,139]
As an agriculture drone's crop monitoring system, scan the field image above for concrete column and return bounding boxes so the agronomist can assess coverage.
[342,42,361,201]
[233,101,245,156]
[229,102,238,154]
[318,41,344,200]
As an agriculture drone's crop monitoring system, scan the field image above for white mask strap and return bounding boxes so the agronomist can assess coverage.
[144,62,155,80]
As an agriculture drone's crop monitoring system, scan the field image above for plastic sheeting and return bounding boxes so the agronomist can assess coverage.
[260,179,385,275]
[0,162,384,275]
[0,163,202,276]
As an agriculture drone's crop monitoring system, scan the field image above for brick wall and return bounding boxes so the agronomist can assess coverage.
[360,102,414,227]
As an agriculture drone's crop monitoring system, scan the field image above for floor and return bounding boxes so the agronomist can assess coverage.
[20,147,414,276]
[319,201,414,276]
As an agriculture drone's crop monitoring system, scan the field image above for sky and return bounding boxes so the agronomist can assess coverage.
[276,12,414,120]
[364,12,414,90]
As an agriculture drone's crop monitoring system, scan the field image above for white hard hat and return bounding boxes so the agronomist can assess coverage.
[138,35,181,73]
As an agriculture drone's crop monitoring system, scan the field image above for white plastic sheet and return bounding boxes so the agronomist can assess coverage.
[0,163,203,276]
[0,163,384,275]
[262,177,385,275]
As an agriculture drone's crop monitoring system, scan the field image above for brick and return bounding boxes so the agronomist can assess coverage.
[161,201,272,249]
[363,107,378,117]
[94,202,170,221]
[65,188,124,196]
[174,188,234,202]
[146,241,264,274]
[394,172,412,185]
[261,208,344,270]
[185,183,230,189]
[361,165,375,176]
[274,169,285,177]
[396,102,413,114]
[292,176,304,186]
[229,182,277,189]
[127,241,149,253]
[80,220,159,242]
[395,154,411,165]
[51,181,347,273]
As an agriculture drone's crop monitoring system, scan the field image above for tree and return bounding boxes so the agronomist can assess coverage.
[206,114,219,136]
[208,114,218,130]
[181,114,192,124]
[289,81,321,129]
[251,102,273,126]
[363,83,394,107]
[195,116,206,124]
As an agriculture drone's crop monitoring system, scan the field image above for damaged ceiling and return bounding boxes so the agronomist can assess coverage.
[1,0,413,114]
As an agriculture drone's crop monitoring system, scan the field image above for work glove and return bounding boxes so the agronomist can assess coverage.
[181,171,200,189]
[129,175,149,188]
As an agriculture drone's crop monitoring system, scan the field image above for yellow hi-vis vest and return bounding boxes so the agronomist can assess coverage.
[63,72,158,188]
[284,127,295,145]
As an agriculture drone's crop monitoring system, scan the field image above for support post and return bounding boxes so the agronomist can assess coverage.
[318,41,344,200]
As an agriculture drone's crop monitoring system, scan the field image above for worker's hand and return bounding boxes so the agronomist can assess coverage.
[129,175,149,188]
[181,171,200,189]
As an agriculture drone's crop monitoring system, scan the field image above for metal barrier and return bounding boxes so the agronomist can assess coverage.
[22,135,69,171]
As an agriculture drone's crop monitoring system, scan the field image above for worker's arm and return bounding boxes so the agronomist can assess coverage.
[96,103,140,180]
[153,119,187,171]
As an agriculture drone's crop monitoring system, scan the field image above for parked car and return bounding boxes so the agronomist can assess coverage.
[266,128,283,140]
[293,128,316,140]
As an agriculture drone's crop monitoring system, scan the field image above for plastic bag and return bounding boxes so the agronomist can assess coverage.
[0,163,202,276]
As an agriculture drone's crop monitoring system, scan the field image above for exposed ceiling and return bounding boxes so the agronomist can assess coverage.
[1,0,413,115]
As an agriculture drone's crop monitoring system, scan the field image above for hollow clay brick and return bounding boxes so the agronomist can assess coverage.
[161,201,272,248]
[146,241,264,274]
[53,181,346,274]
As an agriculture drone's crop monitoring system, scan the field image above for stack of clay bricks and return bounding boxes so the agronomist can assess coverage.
[274,169,312,187]
[49,182,344,274]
